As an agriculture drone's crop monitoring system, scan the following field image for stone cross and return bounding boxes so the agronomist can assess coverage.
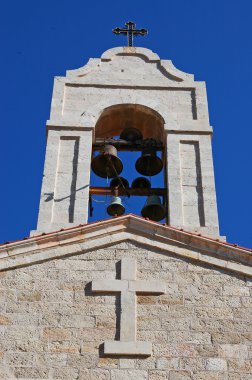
[112,21,148,47]
[92,258,166,356]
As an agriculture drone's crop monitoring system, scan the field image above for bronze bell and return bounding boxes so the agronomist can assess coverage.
[110,177,129,188]
[135,147,163,176]
[141,195,166,221]
[131,177,151,189]
[91,145,123,178]
[107,196,125,216]
[120,127,143,142]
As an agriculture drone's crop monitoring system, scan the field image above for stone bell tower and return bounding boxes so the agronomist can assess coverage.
[2,30,252,380]
[33,46,220,237]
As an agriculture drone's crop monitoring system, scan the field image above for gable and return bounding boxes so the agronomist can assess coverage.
[1,216,251,277]
[1,239,249,298]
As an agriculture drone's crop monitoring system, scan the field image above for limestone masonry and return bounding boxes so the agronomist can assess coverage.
[0,216,251,379]
[1,46,251,379]
[34,46,219,237]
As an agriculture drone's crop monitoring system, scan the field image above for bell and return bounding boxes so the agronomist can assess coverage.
[110,177,129,188]
[120,127,143,142]
[91,145,123,178]
[135,147,163,176]
[107,196,125,216]
[131,177,151,189]
[141,195,166,222]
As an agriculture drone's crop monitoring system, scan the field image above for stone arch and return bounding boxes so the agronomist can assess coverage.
[81,96,178,138]
[95,103,165,141]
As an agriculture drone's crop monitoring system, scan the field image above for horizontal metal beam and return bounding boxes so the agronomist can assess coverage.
[93,139,164,151]
[90,187,166,196]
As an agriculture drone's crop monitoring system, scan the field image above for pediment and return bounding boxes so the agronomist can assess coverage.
[65,47,194,87]
[0,215,251,277]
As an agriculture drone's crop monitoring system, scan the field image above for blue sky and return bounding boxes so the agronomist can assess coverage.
[0,0,251,247]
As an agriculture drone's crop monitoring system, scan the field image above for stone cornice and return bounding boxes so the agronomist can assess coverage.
[0,215,251,276]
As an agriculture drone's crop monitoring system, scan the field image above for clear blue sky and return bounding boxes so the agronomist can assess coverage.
[0,0,251,247]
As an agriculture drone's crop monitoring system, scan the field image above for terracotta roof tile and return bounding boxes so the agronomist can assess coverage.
[0,214,251,253]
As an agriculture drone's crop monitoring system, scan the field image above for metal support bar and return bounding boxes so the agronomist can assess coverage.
[90,187,166,196]
[93,139,164,152]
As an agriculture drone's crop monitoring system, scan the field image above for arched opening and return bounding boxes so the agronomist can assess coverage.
[89,104,167,224]
[95,104,165,142]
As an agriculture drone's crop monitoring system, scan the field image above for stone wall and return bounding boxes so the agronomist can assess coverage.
[0,241,251,379]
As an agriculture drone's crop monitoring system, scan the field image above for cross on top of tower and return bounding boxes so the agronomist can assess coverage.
[112,21,148,47]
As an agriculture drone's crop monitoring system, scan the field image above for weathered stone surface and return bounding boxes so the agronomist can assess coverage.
[111,369,148,380]
[30,46,220,237]
[169,370,192,379]
[219,344,248,359]
[80,368,110,380]
[193,371,226,380]
[205,358,227,371]
[21,54,252,380]
[0,240,251,379]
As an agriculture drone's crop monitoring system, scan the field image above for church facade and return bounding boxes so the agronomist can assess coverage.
[0,46,251,379]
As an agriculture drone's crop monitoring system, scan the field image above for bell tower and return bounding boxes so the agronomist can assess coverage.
[32,46,220,238]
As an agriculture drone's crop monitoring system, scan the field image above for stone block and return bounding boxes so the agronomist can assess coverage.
[4,326,38,340]
[227,358,252,372]
[180,358,206,371]
[205,358,227,371]
[52,367,79,379]
[96,315,116,328]
[5,352,35,366]
[219,344,248,359]
[0,314,11,325]
[156,358,179,370]
[35,352,68,367]
[153,343,197,357]
[193,371,226,380]
[138,317,162,330]
[135,356,156,369]
[59,315,95,328]
[111,369,148,380]
[67,353,97,368]
[97,357,119,368]
[42,327,72,341]
[79,368,110,380]
[104,340,152,356]
[161,317,190,331]
[211,332,241,345]
[13,367,50,379]
[148,370,168,379]
[49,341,80,354]
[120,359,135,368]
[169,370,192,380]
[222,286,250,296]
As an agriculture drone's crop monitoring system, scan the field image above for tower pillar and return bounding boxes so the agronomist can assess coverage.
[34,127,93,234]
[166,132,219,236]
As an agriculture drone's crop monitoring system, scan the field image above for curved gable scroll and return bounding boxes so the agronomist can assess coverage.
[101,47,161,62]
[66,47,194,83]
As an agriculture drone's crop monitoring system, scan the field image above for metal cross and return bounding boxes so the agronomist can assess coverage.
[112,21,148,47]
